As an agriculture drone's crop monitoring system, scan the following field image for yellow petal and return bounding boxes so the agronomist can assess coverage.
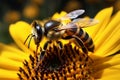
[0,43,24,54]
[60,11,67,17]
[94,65,120,80]
[52,11,67,19]
[9,21,35,53]
[0,69,18,80]
[0,57,23,70]
[100,65,120,80]
[94,11,120,56]
[95,29,120,56]
[1,51,29,62]
[52,12,60,19]
[52,13,60,19]
[0,43,29,62]
[95,11,120,47]
[95,64,120,80]
[84,7,113,38]
[93,54,120,69]
[92,53,120,79]
[93,7,113,40]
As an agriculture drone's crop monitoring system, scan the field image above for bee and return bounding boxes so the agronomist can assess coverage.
[24,9,98,60]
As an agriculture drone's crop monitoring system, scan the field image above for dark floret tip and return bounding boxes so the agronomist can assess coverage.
[18,43,94,80]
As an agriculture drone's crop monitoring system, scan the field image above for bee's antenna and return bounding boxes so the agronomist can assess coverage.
[24,34,33,45]
[28,35,35,48]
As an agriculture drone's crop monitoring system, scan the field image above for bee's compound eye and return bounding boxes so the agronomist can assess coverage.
[32,21,43,44]
[44,20,60,32]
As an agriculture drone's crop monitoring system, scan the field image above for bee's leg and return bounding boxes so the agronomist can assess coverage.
[72,35,88,54]
[62,35,88,54]
[40,40,52,60]
[56,40,63,49]
[35,44,39,55]
[56,40,64,63]
[35,40,52,71]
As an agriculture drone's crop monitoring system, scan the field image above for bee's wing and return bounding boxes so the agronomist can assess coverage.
[59,9,85,20]
[72,18,99,28]
[57,18,98,30]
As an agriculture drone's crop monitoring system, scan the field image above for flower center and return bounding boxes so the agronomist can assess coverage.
[17,43,94,80]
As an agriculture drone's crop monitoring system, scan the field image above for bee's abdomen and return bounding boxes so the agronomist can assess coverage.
[77,28,94,52]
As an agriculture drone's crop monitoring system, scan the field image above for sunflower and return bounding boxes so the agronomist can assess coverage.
[0,7,120,80]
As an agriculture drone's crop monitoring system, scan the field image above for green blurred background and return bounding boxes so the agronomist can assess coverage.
[0,0,119,44]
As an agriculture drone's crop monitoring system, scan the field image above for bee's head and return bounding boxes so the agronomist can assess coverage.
[31,20,43,45]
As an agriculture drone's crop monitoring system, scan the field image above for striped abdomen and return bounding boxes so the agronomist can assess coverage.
[76,28,94,52]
